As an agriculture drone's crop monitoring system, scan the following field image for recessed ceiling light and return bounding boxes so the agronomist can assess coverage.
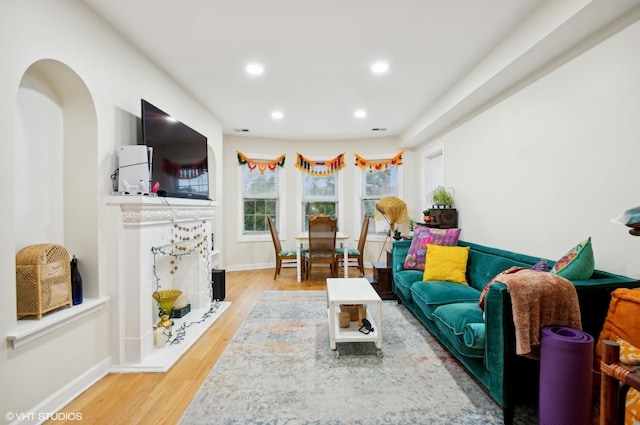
[354,109,367,119]
[245,63,264,76]
[271,111,284,120]
[371,61,389,74]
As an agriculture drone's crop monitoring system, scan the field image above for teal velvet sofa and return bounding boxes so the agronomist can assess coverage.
[390,239,640,424]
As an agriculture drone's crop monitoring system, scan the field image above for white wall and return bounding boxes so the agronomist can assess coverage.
[2,0,639,420]
[419,16,640,278]
[223,135,416,271]
[0,1,223,422]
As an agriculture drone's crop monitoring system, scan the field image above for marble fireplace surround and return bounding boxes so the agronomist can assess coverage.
[106,196,221,372]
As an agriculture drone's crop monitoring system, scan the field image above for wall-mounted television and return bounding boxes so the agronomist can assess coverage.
[140,99,210,200]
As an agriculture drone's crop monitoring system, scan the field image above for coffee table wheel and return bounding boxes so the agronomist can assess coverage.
[333,350,340,359]
[376,349,384,358]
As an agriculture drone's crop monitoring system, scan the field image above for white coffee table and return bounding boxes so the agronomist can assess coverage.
[326,277,383,358]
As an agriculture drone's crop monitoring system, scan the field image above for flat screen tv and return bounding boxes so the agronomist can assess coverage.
[140,99,210,200]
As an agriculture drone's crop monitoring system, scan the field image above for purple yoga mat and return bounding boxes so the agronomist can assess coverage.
[538,326,594,425]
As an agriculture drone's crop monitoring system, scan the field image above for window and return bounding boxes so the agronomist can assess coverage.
[362,167,398,234]
[177,173,208,195]
[242,165,279,233]
[301,173,338,230]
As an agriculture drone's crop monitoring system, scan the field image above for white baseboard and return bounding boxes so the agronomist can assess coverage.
[12,357,111,425]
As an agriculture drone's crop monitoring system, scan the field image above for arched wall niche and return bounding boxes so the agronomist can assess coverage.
[15,59,99,306]
[207,144,216,201]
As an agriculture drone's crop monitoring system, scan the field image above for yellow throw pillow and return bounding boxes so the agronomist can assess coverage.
[423,244,470,285]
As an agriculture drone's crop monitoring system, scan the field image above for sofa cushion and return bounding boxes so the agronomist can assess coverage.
[393,270,424,302]
[431,302,485,358]
[551,237,594,280]
[464,250,533,292]
[463,322,486,350]
[403,226,461,270]
[411,280,481,320]
[423,244,470,285]
[478,260,550,310]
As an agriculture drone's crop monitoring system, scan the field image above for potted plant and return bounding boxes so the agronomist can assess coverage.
[427,186,458,228]
[407,218,416,238]
[430,185,455,208]
[423,209,432,223]
[393,228,402,240]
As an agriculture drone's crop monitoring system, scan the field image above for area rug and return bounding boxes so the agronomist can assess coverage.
[180,291,537,424]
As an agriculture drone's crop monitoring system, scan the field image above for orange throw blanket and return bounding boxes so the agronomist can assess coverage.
[491,267,582,359]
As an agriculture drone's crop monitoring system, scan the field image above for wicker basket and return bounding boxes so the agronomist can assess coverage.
[16,244,72,319]
[340,304,367,326]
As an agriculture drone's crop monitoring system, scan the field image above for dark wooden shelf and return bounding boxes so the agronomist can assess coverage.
[366,262,395,300]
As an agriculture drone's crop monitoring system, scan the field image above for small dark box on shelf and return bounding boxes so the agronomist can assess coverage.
[170,304,191,318]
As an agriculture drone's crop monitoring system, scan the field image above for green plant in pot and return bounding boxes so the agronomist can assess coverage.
[393,228,402,240]
[423,209,432,223]
[430,186,455,208]
[407,218,416,238]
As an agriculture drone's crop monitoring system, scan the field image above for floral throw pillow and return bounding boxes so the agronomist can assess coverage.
[403,226,461,270]
[551,237,594,280]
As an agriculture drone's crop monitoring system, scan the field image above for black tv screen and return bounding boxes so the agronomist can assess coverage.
[141,99,209,200]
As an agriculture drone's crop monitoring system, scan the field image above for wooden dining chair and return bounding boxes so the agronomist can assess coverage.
[336,214,370,276]
[267,216,299,279]
[304,215,338,282]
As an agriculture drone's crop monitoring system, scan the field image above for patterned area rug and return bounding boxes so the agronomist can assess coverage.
[180,291,537,424]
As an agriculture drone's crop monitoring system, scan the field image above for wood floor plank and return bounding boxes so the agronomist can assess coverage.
[47,267,369,424]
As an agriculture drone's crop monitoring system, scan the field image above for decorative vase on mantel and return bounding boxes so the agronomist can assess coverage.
[152,289,182,317]
[152,290,182,338]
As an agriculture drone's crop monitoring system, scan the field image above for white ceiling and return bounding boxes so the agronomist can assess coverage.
[81,0,640,144]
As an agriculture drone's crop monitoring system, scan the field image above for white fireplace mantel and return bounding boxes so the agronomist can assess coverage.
[106,195,219,371]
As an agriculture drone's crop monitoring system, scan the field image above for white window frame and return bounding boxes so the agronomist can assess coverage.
[237,153,286,243]
[296,156,344,232]
[354,153,404,242]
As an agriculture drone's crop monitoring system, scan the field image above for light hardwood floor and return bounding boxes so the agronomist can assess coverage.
[48,266,369,425]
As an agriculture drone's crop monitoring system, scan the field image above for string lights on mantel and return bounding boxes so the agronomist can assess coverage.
[150,217,220,346]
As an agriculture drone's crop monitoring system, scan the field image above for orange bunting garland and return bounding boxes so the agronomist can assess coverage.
[354,151,403,172]
[237,151,286,174]
[295,153,345,176]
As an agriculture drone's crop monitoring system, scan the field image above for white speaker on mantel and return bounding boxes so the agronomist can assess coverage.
[118,145,150,194]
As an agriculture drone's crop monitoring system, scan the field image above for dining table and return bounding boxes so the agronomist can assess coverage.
[294,231,350,282]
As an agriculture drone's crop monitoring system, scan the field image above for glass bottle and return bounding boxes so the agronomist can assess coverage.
[70,255,83,305]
